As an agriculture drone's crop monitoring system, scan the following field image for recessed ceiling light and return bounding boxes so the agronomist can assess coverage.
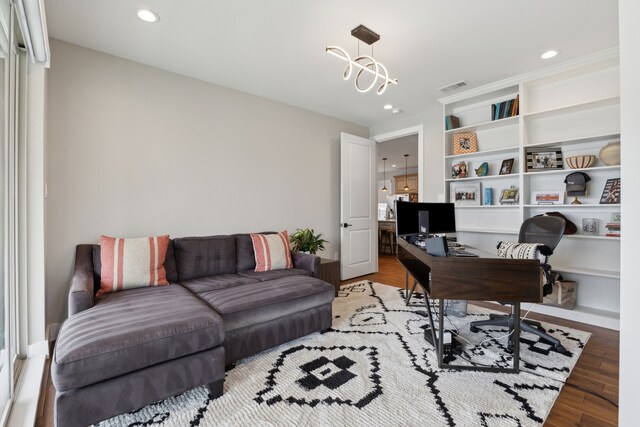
[392,108,401,114]
[384,104,393,110]
[541,50,558,59]
[137,9,159,23]
[392,164,397,167]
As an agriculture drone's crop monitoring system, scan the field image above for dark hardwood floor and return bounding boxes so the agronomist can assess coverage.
[342,253,619,427]
[36,253,619,426]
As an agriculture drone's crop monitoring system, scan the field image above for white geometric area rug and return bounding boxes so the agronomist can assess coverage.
[99,281,590,427]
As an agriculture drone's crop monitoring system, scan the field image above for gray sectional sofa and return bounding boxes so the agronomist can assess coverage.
[51,233,335,427]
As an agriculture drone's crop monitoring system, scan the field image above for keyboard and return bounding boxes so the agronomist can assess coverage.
[448,248,478,257]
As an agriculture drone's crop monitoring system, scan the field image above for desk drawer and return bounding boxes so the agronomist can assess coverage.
[430,258,542,303]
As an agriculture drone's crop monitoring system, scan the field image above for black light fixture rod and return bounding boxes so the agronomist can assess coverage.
[403,154,410,192]
[382,157,388,192]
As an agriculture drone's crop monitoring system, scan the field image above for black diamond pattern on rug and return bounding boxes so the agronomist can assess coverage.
[254,344,383,409]
[297,355,357,391]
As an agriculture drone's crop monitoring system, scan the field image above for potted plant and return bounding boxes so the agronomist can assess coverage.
[289,228,328,255]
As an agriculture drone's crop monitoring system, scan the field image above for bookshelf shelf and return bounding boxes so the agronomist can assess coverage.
[454,205,519,209]
[525,133,620,150]
[445,145,519,160]
[523,165,620,176]
[563,234,620,241]
[522,96,620,119]
[441,52,621,329]
[552,265,620,279]
[456,228,518,234]
[520,303,619,330]
[523,204,620,208]
[445,174,517,182]
[444,115,518,134]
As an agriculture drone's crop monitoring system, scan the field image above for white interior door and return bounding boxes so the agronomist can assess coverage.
[340,132,377,280]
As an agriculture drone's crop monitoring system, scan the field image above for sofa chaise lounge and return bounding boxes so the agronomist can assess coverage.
[51,233,335,426]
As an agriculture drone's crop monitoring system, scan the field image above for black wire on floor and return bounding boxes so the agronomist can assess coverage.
[411,295,618,409]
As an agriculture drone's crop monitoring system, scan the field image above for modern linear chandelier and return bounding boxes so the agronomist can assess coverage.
[326,25,398,95]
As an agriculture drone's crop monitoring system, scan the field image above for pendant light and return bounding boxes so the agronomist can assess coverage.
[382,157,388,192]
[403,154,410,192]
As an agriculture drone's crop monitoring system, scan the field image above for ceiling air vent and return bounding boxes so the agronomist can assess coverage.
[438,80,468,93]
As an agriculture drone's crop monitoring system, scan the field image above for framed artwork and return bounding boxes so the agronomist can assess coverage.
[451,161,469,179]
[499,187,519,204]
[499,158,514,175]
[600,178,621,204]
[582,218,599,235]
[452,132,478,155]
[531,191,564,205]
[526,148,563,171]
[450,182,481,206]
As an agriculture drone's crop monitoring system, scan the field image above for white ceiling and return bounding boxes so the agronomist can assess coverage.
[377,135,419,174]
[44,0,619,127]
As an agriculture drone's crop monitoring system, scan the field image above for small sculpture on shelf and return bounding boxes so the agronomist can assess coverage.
[564,172,591,205]
[475,162,489,177]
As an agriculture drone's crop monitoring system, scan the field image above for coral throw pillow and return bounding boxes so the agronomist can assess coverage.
[97,235,170,296]
[250,231,293,272]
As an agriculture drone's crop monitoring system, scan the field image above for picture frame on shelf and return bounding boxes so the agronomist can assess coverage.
[531,191,564,205]
[499,158,514,175]
[526,148,563,172]
[582,218,599,235]
[499,187,519,205]
[450,182,481,206]
[451,161,469,179]
[452,132,478,155]
[599,178,621,204]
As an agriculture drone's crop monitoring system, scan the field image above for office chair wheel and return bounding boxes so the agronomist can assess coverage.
[469,326,480,333]
[554,344,567,354]
[506,341,514,353]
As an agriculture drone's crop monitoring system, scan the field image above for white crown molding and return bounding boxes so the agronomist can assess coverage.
[439,47,619,105]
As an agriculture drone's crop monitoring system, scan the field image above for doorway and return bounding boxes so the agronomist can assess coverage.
[372,126,424,255]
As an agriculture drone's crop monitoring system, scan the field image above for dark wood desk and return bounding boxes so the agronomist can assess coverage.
[397,237,541,373]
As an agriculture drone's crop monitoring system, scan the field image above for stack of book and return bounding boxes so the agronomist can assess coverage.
[491,95,519,121]
[445,115,460,130]
[606,213,621,237]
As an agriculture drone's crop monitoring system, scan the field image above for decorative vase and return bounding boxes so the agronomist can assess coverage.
[599,142,621,166]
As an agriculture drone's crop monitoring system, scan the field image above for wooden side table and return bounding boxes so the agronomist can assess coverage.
[319,258,340,296]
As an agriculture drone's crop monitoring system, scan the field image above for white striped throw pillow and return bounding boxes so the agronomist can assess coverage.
[250,231,294,272]
[97,235,170,296]
[497,241,544,261]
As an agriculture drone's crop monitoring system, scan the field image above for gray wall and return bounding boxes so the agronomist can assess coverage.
[45,40,367,328]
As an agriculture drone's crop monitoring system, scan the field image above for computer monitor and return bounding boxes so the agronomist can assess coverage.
[395,201,456,237]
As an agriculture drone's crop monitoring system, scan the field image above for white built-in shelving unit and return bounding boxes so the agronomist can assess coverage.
[440,50,621,330]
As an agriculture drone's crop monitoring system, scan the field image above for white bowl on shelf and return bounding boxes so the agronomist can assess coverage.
[566,155,596,169]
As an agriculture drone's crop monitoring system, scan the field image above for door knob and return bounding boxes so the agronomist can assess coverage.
[340,223,353,228]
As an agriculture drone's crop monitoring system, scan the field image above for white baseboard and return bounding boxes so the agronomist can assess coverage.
[7,341,48,427]
[46,322,60,342]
